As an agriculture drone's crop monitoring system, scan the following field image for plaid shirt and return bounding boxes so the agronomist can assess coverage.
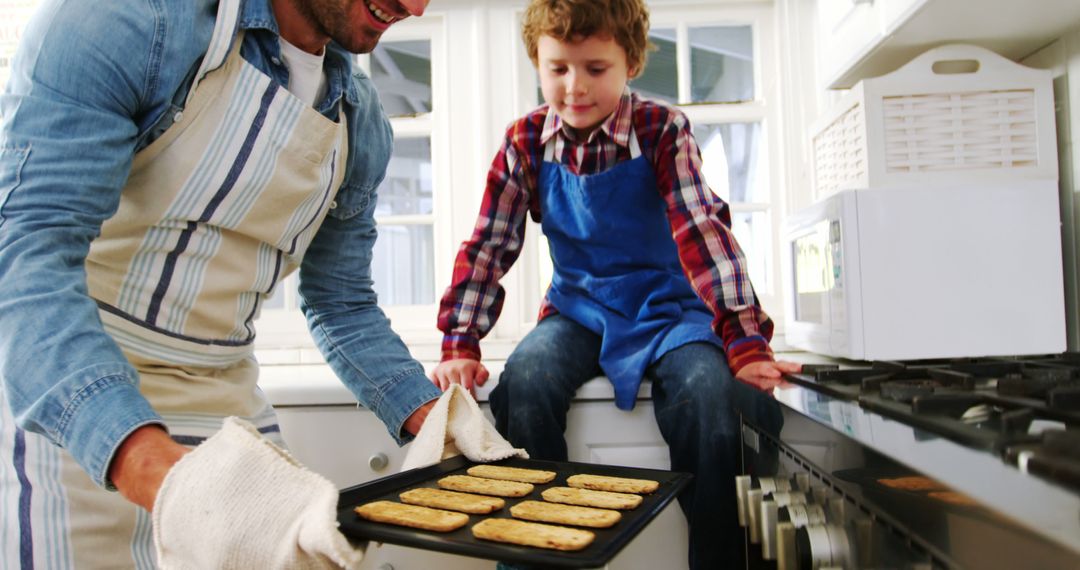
[438,90,774,373]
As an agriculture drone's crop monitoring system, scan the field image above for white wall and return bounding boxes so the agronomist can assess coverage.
[1011,32,1080,351]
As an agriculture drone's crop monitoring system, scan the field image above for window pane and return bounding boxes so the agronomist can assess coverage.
[689,26,754,103]
[694,122,769,204]
[371,40,431,116]
[631,28,677,104]
[377,137,433,216]
[372,224,434,306]
[732,211,772,292]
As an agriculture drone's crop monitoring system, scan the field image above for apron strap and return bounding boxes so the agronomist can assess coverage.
[187,0,243,106]
[542,126,642,162]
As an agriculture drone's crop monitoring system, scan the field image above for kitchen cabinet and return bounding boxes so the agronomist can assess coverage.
[816,0,1080,89]
[271,378,689,570]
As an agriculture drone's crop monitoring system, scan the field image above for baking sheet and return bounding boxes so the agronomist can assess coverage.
[337,455,692,568]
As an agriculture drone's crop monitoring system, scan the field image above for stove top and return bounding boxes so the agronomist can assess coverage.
[783,354,1080,492]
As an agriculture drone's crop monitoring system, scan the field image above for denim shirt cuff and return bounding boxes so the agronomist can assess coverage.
[368,370,442,445]
[60,377,163,489]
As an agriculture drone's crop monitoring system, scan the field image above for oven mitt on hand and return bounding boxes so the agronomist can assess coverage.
[401,384,528,471]
[152,417,363,570]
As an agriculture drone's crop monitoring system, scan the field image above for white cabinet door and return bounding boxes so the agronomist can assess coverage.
[815,0,930,87]
[565,401,689,570]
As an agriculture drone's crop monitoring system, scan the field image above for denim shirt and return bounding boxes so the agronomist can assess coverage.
[0,0,440,488]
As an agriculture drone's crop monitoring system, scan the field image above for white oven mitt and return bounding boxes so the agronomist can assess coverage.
[402,384,528,471]
[152,417,363,570]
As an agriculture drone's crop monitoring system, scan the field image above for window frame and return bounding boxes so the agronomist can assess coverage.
[254,0,789,362]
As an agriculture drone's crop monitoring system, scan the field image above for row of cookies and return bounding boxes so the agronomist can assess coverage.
[354,465,659,552]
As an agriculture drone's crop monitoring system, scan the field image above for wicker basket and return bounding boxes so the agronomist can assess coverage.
[811,44,1057,200]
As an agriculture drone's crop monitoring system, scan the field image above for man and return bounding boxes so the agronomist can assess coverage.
[0,0,437,566]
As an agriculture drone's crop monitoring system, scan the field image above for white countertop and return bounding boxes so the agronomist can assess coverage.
[257,351,823,407]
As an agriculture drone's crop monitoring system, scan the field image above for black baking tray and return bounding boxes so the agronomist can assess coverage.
[337,455,692,568]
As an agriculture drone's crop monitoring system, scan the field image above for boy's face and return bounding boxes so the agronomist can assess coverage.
[537,34,633,138]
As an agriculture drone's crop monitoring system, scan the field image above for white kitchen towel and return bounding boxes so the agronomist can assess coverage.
[401,384,528,471]
[153,417,364,569]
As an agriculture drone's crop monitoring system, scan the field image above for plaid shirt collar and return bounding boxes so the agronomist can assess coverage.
[540,87,634,147]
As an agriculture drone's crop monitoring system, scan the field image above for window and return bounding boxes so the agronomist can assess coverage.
[254,1,787,361]
[255,17,450,356]
[632,5,782,308]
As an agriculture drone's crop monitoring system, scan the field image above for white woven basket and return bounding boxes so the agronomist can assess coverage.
[811,44,1057,200]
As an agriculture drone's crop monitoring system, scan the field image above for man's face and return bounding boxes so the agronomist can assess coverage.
[294,0,429,53]
[536,34,633,139]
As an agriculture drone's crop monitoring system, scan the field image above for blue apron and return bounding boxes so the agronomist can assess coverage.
[539,128,722,410]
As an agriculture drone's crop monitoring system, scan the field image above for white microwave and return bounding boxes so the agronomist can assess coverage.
[782,182,1067,361]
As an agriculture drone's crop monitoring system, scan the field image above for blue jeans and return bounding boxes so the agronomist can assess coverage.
[490,315,783,570]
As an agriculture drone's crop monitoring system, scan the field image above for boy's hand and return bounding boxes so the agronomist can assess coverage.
[735,360,801,393]
[431,359,490,397]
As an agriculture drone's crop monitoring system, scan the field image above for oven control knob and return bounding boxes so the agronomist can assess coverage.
[368,452,390,472]
[780,502,827,528]
[794,472,811,491]
[761,499,780,560]
[776,521,797,570]
[797,524,855,569]
[772,490,808,507]
[736,475,752,527]
[748,489,764,544]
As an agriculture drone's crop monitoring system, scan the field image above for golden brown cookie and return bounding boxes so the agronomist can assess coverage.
[541,487,643,510]
[467,464,557,484]
[437,475,534,497]
[566,474,659,494]
[471,518,595,551]
[510,500,621,528]
[400,487,505,514]
[354,500,469,532]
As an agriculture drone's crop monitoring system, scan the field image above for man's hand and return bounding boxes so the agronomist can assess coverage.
[153,418,364,569]
[109,425,189,512]
[735,360,802,393]
[402,399,437,436]
[431,359,489,397]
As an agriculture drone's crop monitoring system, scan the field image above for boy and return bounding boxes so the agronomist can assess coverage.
[433,0,799,567]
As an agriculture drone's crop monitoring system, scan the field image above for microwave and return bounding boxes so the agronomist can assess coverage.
[781,182,1066,361]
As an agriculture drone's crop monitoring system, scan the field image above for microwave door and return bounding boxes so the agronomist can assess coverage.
[783,191,862,360]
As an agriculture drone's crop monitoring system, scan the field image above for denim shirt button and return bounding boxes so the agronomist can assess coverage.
[271,56,281,66]
[173,111,183,123]
[329,200,338,210]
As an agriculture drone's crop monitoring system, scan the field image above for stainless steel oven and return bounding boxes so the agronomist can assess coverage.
[737,355,1080,569]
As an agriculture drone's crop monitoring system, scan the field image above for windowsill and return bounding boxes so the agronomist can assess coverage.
[257,337,824,408]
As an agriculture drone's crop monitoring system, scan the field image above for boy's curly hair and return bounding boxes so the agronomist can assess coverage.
[522,0,653,78]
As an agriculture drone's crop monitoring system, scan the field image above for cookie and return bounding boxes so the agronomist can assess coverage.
[400,487,505,514]
[510,500,621,528]
[437,475,534,497]
[471,518,595,551]
[354,500,469,532]
[541,487,643,510]
[566,474,659,494]
[467,464,556,484]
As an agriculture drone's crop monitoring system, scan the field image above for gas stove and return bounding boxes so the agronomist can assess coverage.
[784,354,1080,492]
[736,354,1080,570]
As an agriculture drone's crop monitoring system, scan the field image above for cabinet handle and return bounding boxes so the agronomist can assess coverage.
[377,564,395,570]
[368,452,389,471]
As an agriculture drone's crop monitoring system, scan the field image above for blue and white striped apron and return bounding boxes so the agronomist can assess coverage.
[0,0,349,565]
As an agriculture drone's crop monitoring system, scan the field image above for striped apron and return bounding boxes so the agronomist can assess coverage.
[0,0,349,566]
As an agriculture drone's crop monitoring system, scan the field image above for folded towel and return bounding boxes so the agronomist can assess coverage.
[402,384,527,471]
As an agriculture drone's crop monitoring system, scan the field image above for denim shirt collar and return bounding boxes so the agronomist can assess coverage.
[237,0,360,109]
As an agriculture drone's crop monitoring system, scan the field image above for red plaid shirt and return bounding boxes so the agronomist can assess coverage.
[437,90,774,373]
